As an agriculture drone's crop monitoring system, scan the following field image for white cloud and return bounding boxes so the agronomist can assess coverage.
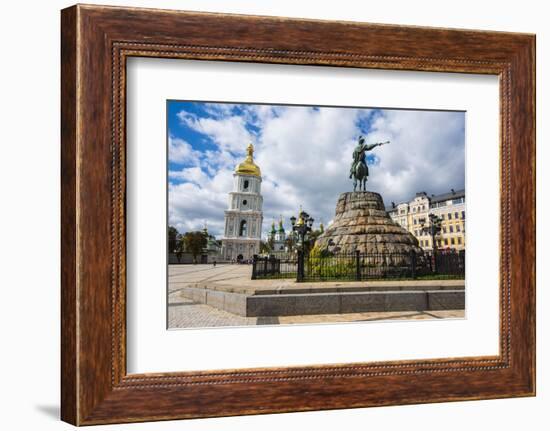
[168,169,233,236]
[169,166,209,185]
[177,110,255,153]
[364,110,465,204]
[168,136,201,165]
[169,104,464,239]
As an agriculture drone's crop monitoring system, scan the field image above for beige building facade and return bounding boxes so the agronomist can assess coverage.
[388,189,465,251]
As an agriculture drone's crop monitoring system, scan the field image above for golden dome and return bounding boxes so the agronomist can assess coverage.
[235,143,261,177]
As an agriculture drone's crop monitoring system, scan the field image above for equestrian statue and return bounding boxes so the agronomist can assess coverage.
[349,135,390,191]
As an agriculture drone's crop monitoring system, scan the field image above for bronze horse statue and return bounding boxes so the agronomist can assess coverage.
[352,158,369,191]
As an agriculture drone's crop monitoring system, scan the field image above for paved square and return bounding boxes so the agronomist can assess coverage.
[168,264,465,329]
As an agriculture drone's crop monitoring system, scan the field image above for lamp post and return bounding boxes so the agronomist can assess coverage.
[290,209,314,252]
[421,213,442,273]
[290,209,314,282]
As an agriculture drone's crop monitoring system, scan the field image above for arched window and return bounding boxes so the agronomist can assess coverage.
[239,220,247,237]
[243,179,249,190]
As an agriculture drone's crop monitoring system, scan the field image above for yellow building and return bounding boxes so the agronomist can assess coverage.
[387,189,465,251]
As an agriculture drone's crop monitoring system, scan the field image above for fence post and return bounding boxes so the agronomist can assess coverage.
[251,255,257,280]
[297,249,304,282]
[410,250,417,279]
[268,254,273,275]
[355,250,361,281]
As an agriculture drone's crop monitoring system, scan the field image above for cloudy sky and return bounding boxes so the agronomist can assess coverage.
[167,101,465,239]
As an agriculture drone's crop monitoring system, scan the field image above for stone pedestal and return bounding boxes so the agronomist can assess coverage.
[315,191,422,254]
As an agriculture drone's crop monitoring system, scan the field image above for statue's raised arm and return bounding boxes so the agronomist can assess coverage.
[365,140,390,151]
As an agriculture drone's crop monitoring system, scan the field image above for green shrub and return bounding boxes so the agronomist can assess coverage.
[306,245,355,279]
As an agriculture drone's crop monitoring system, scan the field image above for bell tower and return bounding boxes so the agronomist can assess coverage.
[221,143,263,261]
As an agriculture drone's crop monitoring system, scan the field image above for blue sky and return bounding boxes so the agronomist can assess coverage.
[168,101,380,185]
[168,101,465,238]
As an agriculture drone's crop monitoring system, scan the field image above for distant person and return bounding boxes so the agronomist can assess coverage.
[213,260,217,267]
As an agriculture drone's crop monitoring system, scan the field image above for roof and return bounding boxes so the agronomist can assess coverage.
[430,189,465,203]
[385,188,465,212]
[235,143,261,177]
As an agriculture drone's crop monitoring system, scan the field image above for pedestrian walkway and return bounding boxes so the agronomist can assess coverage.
[169,263,464,294]
[168,264,464,329]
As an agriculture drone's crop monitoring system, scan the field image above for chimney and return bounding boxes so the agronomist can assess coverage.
[451,188,455,194]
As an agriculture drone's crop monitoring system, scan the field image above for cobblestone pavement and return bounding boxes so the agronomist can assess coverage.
[169,294,255,328]
[168,263,464,294]
[168,264,249,295]
[168,264,464,329]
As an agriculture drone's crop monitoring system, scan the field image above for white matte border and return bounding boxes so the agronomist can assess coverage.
[127,58,500,373]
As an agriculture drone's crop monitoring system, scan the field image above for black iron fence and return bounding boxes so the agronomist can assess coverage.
[252,250,465,282]
[251,254,298,279]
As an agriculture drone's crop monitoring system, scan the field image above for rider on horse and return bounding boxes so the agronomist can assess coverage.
[349,135,389,180]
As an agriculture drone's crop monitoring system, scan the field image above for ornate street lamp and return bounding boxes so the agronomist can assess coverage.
[290,209,314,252]
[421,213,443,272]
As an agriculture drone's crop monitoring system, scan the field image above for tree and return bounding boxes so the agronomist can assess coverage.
[175,234,185,263]
[260,240,271,254]
[285,232,297,253]
[183,231,207,264]
[168,226,179,253]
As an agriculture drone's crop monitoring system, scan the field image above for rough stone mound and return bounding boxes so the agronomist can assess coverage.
[316,191,422,254]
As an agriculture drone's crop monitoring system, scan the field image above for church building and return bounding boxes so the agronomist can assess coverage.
[221,143,263,261]
[270,218,287,252]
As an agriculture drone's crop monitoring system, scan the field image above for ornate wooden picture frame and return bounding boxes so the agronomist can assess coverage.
[61,4,535,425]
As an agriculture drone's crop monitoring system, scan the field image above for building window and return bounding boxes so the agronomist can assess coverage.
[441,213,445,220]
[242,199,247,206]
[458,237,462,245]
[456,225,461,232]
[444,239,448,246]
[462,211,465,219]
[451,238,455,245]
[454,212,459,219]
[243,180,249,190]
[447,213,452,220]
[449,225,454,233]
[239,220,247,237]
[442,227,446,233]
